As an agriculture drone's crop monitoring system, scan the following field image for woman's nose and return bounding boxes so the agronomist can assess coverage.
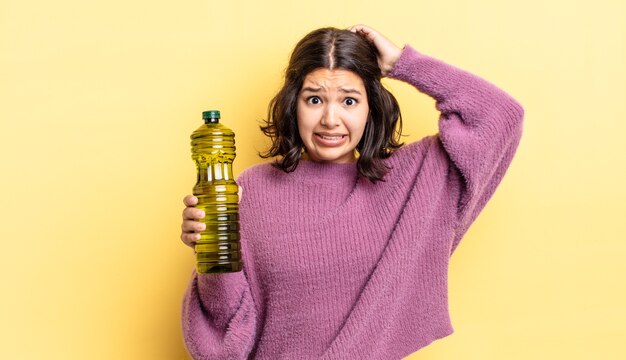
[320,105,340,128]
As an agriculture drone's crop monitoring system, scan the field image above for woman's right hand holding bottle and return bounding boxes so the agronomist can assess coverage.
[180,195,205,250]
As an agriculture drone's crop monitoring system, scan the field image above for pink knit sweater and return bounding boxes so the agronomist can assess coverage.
[182,45,524,359]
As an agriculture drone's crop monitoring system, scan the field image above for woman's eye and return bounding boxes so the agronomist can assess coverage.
[307,96,321,105]
[344,97,357,106]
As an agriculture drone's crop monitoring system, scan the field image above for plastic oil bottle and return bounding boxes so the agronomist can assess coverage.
[190,110,242,273]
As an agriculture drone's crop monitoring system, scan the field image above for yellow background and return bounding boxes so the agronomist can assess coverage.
[1,0,624,359]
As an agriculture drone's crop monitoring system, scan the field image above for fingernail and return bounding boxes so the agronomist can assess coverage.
[198,223,206,231]
[197,211,205,218]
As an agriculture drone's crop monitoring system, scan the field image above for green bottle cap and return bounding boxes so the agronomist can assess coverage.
[202,110,220,123]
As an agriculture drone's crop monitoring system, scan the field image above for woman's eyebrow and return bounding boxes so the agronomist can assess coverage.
[338,88,362,95]
[301,86,323,93]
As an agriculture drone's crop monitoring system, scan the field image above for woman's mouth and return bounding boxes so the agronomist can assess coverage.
[314,133,348,147]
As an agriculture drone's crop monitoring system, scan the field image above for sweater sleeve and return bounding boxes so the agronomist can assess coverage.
[181,269,257,359]
[388,45,524,255]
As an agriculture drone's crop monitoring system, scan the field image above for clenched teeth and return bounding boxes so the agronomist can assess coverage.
[318,134,345,140]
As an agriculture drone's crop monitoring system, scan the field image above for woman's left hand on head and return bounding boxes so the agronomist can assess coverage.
[348,24,402,76]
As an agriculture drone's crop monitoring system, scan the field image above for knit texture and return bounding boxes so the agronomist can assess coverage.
[182,45,524,359]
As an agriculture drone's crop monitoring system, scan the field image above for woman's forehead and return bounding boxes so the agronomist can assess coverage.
[301,68,366,91]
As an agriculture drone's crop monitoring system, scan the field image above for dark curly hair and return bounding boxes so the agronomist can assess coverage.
[259,27,403,182]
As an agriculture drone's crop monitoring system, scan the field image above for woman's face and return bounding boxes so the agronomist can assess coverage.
[296,68,369,164]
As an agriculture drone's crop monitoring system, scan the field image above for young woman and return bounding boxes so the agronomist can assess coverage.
[180,25,524,359]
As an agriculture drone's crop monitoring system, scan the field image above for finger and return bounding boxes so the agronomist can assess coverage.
[348,24,370,33]
[180,232,200,248]
[183,195,198,206]
[349,25,376,39]
[182,219,206,233]
[183,207,205,220]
